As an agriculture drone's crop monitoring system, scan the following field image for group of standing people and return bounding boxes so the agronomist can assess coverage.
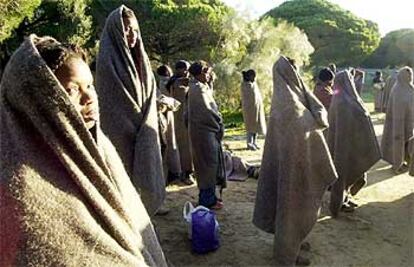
[0,5,224,266]
[252,57,413,266]
[1,4,413,267]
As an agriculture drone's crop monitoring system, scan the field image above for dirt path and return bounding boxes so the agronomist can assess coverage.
[153,113,414,267]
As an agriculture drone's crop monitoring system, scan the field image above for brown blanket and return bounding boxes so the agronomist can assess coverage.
[381,67,414,170]
[158,94,182,176]
[188,79,226,190]
[328,71,381,216]
[241,81,267,134]
[381,72,398,112]
[253,56,337,266]
[0,35,167,267]
[96,6,165,215]
[171,77,193,174]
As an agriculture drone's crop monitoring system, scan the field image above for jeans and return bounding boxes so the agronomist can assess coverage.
[199,187,217,207]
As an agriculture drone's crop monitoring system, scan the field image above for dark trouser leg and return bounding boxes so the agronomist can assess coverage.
[199,187,217,207]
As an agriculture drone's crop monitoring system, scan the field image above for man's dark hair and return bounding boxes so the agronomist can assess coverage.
[189,60,209,76]
[36,39,87,72]
[242,69,256,82]
[157,64,170,77]
[175,60,190,70]
[318,68,335,82]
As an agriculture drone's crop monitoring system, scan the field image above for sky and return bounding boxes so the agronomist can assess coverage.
[221,0,414,36]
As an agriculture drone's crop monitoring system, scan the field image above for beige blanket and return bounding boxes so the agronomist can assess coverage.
[0,35,167,267]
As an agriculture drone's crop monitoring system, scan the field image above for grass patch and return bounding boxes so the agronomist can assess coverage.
[222,109,243,129]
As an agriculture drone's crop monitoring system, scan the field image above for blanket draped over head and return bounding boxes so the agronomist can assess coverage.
[171,77,193,174]
[188,79,226,191]
[253,56,337,266]
[0,35,167,267]
[381,72,398,112]
[96,5,165,215]
[241,81,267,135]
[381,67,414,170]
[328,71,381,216]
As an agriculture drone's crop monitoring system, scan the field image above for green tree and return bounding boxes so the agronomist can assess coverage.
[364,29,414,68]
[212,14,314,112]
[0,0,41,43]
[90,0,231,63]
[0,0,93,71]
[265,0,380,67]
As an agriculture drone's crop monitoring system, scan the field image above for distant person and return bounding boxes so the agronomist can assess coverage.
[0,35,167,266]
[352,68,365,94]
[241,69,267,150]
[96,6,165,215]
[381,70,398,112]
[157,64,173,95]
[314,67,335,110]
[373,71,385,112]
[156,65,183,186]
[188,61,226,210]
[253,56,337,266]
[223,150,259,181]
[168,60,194,185]
[381,67,414,174]
[327,70,381,216]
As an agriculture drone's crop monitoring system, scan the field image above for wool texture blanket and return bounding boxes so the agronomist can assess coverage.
[96,5,165,215]
[381,72,398,112]
[328,71,381,216]
[0,35,167,267]
[381,67,414,170]
[253,56,337,266]
[224,151,250,182]
[241,81,267,134]
[170,77,193,174]
[188,79,226,190]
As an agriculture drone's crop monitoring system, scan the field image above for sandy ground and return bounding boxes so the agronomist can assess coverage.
[153,112,414,267]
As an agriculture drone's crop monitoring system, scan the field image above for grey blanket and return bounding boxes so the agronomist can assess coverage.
[0,35,167,267]
[328,71,381,216]
[381,67,414,170]
[188,79,226,190]
[253,56,337,266]
[96,6,165,215]
[241,81,267,134]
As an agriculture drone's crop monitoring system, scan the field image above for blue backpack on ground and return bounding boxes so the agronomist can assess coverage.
[183,202,220,254]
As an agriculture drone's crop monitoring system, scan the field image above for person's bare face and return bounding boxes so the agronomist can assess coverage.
[55,58,98,129]
[123,16,139,48]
